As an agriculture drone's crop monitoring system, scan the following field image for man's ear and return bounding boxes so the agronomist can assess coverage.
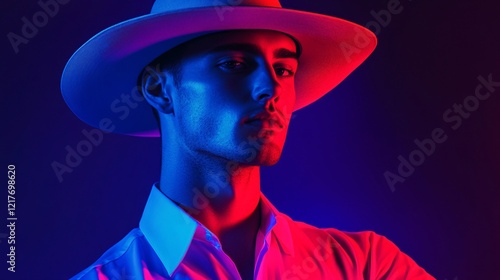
[141,66,174,114]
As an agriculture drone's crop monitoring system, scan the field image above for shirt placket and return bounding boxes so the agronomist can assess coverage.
[254,214,279,280]
[203,228,243,280]
[254,234,271,280]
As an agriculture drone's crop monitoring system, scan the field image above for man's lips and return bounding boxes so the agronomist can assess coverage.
[244,112,285,129]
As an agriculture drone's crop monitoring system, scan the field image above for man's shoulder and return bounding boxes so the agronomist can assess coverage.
[281,213,386,249]
[70,228,150,280]
[282,216,435,279]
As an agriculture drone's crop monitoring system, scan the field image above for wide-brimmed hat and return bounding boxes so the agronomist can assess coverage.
[61,0,376,137]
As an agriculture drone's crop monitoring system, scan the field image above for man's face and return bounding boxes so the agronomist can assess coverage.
[163,30,298,166]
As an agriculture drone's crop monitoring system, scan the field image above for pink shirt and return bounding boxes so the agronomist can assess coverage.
[72,185,435,279]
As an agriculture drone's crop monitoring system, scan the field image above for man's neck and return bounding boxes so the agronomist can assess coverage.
[158,145,262,238]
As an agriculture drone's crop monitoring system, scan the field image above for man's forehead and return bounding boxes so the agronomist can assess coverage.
[209,43,299,60]
[180,30,299,57]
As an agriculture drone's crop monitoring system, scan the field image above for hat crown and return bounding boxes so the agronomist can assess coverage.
[151,0,281,13]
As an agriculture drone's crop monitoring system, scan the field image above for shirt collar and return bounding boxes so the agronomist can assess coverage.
[139,184,197,276]
[139,184,295,276]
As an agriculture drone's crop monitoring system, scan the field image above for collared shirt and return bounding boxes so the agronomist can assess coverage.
[72,185,435,280]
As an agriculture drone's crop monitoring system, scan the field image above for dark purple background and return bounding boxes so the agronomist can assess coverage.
[1,0,499,279]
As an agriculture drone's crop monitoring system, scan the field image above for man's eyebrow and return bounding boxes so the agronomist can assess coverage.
[208,43,299,60]
[273,48,299,60]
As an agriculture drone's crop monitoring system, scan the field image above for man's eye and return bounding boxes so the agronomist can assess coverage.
[218,61,246,71]
[275,68,294,77]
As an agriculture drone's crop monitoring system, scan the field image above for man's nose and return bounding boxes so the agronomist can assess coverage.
[250,64,281,105]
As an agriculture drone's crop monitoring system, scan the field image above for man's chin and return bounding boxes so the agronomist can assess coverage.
[230,135,286,166]
[250,146,283,166]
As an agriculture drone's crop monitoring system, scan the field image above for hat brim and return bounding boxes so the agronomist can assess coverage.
[61,7,376,137]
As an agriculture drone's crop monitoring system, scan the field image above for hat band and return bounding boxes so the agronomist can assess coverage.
[151,0,281,13]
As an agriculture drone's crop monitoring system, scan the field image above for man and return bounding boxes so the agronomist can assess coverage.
[61,0,435,279]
